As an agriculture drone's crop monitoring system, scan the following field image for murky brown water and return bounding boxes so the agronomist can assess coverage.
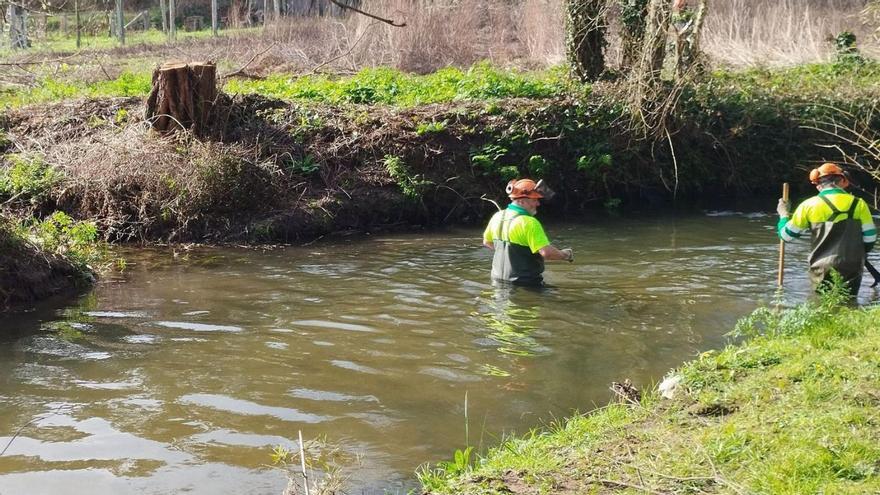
[1,212,875,494]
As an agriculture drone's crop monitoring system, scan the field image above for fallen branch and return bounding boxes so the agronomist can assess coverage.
[221,43,277,79]
[310,21,377,74]
[0,52,83,66]
[327,0,406,27]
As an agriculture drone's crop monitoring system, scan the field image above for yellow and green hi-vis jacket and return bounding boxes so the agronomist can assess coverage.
[778,189,876,245]
[778,188,877,290]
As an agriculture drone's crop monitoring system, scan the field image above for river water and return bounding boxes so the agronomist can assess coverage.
[1,212,876,494]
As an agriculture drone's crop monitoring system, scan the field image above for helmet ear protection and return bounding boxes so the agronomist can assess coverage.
[505,180,516,196]
[809,163,849,189]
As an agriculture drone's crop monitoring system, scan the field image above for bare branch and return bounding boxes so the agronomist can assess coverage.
[221,43,277,79]
[326,0,406,27]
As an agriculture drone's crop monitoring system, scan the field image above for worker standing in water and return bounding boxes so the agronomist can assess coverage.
[482,178,573,287]
[777,163,877,296]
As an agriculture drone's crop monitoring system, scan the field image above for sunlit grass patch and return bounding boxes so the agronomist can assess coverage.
[224,63,572,106]
[0,71,152,107]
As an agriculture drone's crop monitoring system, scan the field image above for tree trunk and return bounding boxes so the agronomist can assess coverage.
[670,0,707,80]
[169,0,177,40]
[75,0,81,48]
[211,0,218,35]
[145,62,217,136]
[635,0,672,84]
[115,0,125,44]
[619,0,649,69]
[7,4,29,50]
[564,0,607,82]
[160,0,168,34]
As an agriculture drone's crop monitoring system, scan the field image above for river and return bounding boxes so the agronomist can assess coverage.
[0,212,874,494]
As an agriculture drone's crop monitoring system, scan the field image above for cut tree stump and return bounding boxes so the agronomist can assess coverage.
[145,61,217,135]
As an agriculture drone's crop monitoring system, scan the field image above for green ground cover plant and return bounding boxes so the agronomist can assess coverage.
[420,291,880,494]
[225,63,570,107]
[1,63,570,108]
[0,153,61,204]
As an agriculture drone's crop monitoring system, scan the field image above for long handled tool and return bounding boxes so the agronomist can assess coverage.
[866,260,880,288]
[777,183,790,288]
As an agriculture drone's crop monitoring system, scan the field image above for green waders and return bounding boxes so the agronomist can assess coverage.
[809,196,866,296]
[491,211,545,286]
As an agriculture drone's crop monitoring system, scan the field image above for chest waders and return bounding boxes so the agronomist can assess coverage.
[491,210,545,286]
[810,195,865,295]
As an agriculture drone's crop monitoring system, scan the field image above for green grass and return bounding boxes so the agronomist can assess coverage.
[4,59,879,109]
[0,70,152,107]
[0,26,242,58]
[705,59,880,99]
[421,292,880,494]
[225,63,572,106]
[0,62,571,108]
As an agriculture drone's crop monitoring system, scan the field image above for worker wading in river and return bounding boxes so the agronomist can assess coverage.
[777,163,877,296]
[483,179,574,287]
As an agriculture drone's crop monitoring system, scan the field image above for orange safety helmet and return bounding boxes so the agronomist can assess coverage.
[809,163,849,188]
[506,178,544,200]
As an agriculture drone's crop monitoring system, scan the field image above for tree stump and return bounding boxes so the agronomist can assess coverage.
[145,62,217,136]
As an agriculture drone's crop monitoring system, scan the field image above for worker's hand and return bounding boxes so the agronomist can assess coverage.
[561,248,574,263]
[776,198,791,217]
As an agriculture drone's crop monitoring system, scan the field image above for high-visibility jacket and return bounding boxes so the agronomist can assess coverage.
[778,188,876,293]
[483,204,550,286]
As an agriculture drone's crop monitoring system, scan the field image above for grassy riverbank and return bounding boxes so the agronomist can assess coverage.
[1,60,877,244]
[420,294,880,494]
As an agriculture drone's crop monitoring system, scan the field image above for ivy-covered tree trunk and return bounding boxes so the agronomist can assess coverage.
[636,0,672,83]
[620,0,649,70]
[565,0,607,82]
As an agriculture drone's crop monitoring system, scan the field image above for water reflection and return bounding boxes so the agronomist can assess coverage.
[476,286,546,361]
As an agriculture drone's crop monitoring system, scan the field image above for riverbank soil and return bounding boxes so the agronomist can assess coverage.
[0,222,87,311]
[1,62,878,244]
[420,299,880,494]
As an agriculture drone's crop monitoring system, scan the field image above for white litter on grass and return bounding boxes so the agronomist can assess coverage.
[659,374,683,399]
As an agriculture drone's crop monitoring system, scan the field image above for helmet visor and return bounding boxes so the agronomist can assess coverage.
[535,180,556,201]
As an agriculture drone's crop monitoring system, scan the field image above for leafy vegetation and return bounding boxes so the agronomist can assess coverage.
[384,154,433,200]
[0,71,152,108]
[226,63,570,107]
[0,153,61,203]
[4,212,105,273]
[421,290,880,494]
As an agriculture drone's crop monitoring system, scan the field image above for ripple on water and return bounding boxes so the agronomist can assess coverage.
[329,360,380,375]
[0,415,191,463]
[22,337,111,361]
[152,321,243,332]
[122,335,160,344]
[83,311,148,318]
[291,319,378,333]
[289,388,379,403]
[177,393,330,423]
[72,379,141,390]
[189,429,297,448]
[418,366,481,382]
